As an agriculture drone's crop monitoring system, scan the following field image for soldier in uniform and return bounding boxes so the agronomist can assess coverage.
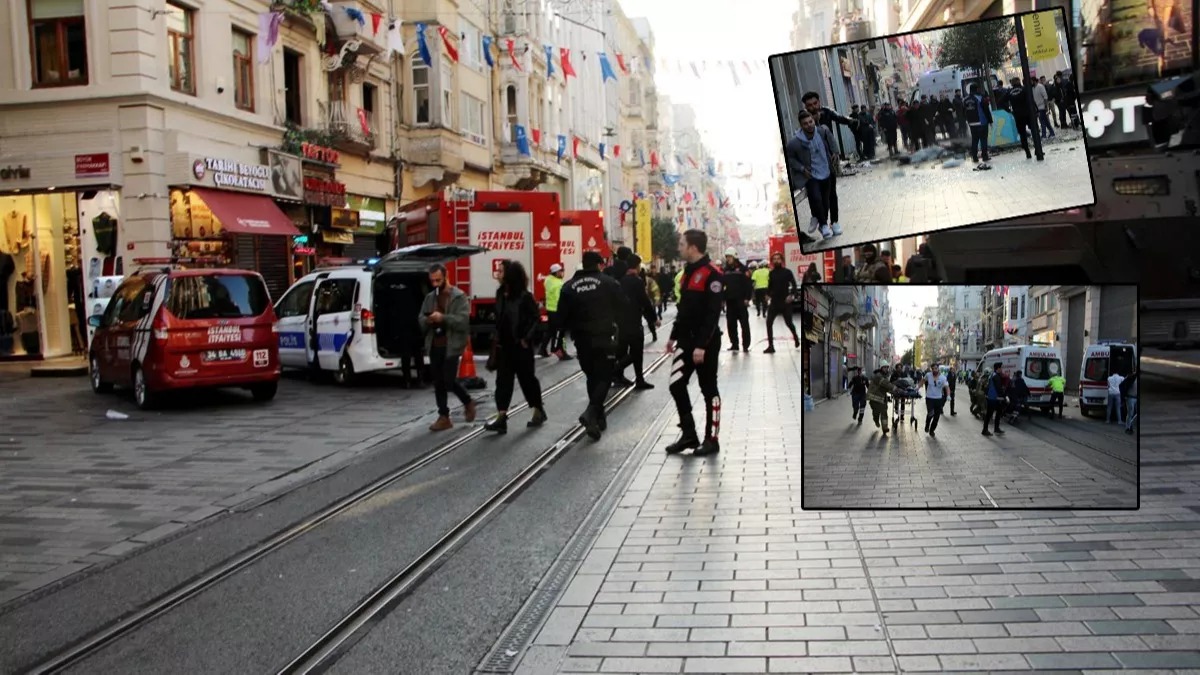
[665,229,725,456]
[558,250,627,440]
[867,364,905,435]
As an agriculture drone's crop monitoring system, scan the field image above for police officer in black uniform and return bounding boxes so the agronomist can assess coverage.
[665,229,724,456]
[558,250,627,440]
[616,253,660,390]
[721,247,753,353]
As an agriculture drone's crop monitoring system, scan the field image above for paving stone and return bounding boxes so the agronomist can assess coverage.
[892,639,977,655]
[568,643,648,658]
[767,656,853,673]
[680,656,766,672]
[805,640,890,656]
[1083,619,1178,635]
[939,653,1031,670]
[725,641,808,657]
[597,656,681,672]
[1025,652,1121,669]
[644,642,725,658]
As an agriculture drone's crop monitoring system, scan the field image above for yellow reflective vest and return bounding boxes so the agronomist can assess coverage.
[752,267,770,289]
[545,274,564,312]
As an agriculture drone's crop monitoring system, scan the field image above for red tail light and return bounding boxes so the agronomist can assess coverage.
[152,310,169,341]
[360,308,375,333]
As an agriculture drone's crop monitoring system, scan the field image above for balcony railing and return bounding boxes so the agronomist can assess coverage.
[324,100,377,152]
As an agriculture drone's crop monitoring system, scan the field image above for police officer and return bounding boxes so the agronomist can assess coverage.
[616,253,660,389]
[665,229,724,456]
[721,247,753,352]
[558,250,626,440]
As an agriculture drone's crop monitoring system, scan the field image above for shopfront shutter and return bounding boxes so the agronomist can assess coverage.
[343,235,380,262]
[1097,286,1137,344]
[232,234,292,302]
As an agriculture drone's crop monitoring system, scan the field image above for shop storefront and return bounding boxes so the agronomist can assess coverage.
[801,286,829,399]
[166,152,301,300]
[1,152,120,360]
[343,195,387,260]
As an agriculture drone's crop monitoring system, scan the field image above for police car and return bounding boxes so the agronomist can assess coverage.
[272,244,486,384]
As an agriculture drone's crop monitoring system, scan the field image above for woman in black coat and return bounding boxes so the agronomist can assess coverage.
[485,260,547,434]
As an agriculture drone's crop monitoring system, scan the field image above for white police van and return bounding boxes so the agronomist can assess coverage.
[273,244,486,384]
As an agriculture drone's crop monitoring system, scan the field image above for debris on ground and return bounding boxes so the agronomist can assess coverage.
[106,410,130,421]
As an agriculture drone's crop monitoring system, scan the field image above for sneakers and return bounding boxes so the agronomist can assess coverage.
[693,438,720,456]
[527,407,548,427]
[430,415,453,432]
[830,222,843,236]
[808,216,820,233]
[665,435,700,454]
[819,225,834,240]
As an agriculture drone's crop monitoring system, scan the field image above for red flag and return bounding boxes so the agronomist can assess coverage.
[650,151,659,168]
[613,144,621,158]
[506,38,521,71]
[357,107,370,135]
[707,191,716,207]
[370,13,382,35]
[437,26,458,62]
[560,48,577,79]
[572,136,580,157]
[687,155,697,168]
[532,128,542,144]
[615,53,629,74]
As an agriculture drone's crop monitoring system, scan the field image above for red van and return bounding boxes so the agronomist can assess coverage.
[88,268,281,409]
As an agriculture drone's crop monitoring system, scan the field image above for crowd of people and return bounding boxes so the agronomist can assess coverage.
[800,241,942,285]
[413,233,804,457]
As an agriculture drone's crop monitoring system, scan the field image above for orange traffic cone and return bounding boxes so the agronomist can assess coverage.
[458,340,487,390]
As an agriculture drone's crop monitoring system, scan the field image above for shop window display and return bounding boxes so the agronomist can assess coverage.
[170,188,231,264]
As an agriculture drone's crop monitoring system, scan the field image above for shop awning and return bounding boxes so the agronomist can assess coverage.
[190,188,300,236]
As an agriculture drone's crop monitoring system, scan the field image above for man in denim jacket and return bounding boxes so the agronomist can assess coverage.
[786,110,842,241]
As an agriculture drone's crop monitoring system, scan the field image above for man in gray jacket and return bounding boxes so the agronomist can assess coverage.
[785,109,842,241]
[419,262,477,431]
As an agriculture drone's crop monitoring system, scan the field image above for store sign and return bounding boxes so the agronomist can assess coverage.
[303,168,346,207]
[346,195,387,234]
[0,165,31,180]
[1080,90,1151,148]
[75,154,110,178]
[301,143,340,165]
[330,207,360,230]
[194,157,271,192]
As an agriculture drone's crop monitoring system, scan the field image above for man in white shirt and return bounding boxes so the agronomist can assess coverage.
[1106,370,1126,424]
[923,361,950,436]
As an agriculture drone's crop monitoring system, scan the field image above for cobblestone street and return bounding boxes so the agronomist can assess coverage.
[510,372,1199,675]
[800,391,1137,509]
[799,133,1094,254]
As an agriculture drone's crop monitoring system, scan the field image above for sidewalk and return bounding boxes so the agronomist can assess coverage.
[801,395,1137,509]
[507,347,1200,674]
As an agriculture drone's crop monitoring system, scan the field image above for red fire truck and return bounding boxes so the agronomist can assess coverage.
[560,210,612,275]
[770,232,837,283]
[397,188,562,339]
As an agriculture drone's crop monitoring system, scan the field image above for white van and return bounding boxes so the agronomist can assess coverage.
[977,345,1065,414]
[273,244,486,384]
[1079,341,1138,417]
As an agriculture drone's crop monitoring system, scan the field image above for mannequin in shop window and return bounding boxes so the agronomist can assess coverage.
[93,210,119,276]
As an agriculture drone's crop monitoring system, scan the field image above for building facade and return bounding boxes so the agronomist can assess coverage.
[1029,285,1137,392]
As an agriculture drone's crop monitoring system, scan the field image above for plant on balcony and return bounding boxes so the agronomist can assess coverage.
[271,0,323,17]
[282,122,339,154]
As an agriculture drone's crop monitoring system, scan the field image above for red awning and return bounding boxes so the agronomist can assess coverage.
[190,188,300,236]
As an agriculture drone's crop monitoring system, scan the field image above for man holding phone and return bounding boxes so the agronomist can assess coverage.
[418,263,477,431]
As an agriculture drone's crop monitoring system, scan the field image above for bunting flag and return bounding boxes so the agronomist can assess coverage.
[572,136,580,158]
[514,125,531,156]
[385,20,404,59]
[638,149,646,166]
[370,12,382,35]
[545,45,556,78]
[690,62,701,78]
[557,135,567,162]
[613,144,621,158]
[616,53,629,74]
[662,173,681,187]
[728,61,741,86]
[561,48,577,79]
[482,35,494,67]
[256,12,284,65]
[650,151,659,168]
[531,128,542,144]
[599,52,617,82]
[506,39,521,70]
[357,107,370,135]
[415,23,432,66]
[687,155,698,168]
[437,26,458,62]
[708,192,717,207]
[343,6,366,25]
[599,143,606,159]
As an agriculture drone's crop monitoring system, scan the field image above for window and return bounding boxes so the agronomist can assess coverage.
[28,0,88,87]
[314,279,357,314]
[1083,356,1108,382]
[1020,295,1026,319]
[504,85,517,141]
[362,82,376,132]
[1010,297,1018,319]
[1024,357,1061,381]
[167,274,270,319]
[283,49,303,124]
[113,278,149,324]
[460,21,481,69]
[275,281,314,318]
[412,57,430,125]
[461,93,486,144]
[232,29,254,111]
[166,3,195,94]
[440,57,454,128]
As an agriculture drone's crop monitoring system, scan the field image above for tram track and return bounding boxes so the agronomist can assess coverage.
[25,339,676,674]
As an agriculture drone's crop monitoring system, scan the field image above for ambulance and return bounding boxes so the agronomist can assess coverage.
[976,344,1065,414]
[1078,341,1138,417]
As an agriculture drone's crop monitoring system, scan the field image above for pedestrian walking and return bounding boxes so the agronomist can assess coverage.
[800,90,861,160]
[1043,75,1060,129]
[785,110,842,241]
[665,229,725,456]
[848,366,869,425]
[1006,77,1036,159]
[835,255,856,284]
[905,99,926,150]
[938,94,955,139]
[558,250,625,440]
[897,101,912,150]
[616,254,659,390]
[964,83,994,167]
[752,262,771,316]
[764,251,800,353]
[868,364,903,435]
[981,362,1007,436]
[1054,72,1079,129]
[1106,368,1126,424]
[946,364,957,415]
[851,104,866,158]
[803,262,822,284]
[540,263,574,360]
[641,267,661,340]
[418,263,477,431]
[857,106,878,159]
[921,96,938,146]
[722,248,753,352]
[952,91,967,138]
[1048,369,1066,418]
[656,266,673,318]
[1033,77,1055,139]
[1122,369,1138,434]
[923,361,949,437]
[484,261,547,434]
[878,102,899,156]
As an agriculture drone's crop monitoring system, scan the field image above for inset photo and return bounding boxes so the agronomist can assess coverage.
[770,9,1096,254]
[800,284,1138,510]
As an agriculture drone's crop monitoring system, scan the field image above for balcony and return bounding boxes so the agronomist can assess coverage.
[403,127,465,188]
[858,310,878,329]
[324,100,377,154]
[826,286,861,317]
[327,1,385,55]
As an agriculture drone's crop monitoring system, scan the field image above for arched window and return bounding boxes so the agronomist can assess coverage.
[412,55,430,125]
